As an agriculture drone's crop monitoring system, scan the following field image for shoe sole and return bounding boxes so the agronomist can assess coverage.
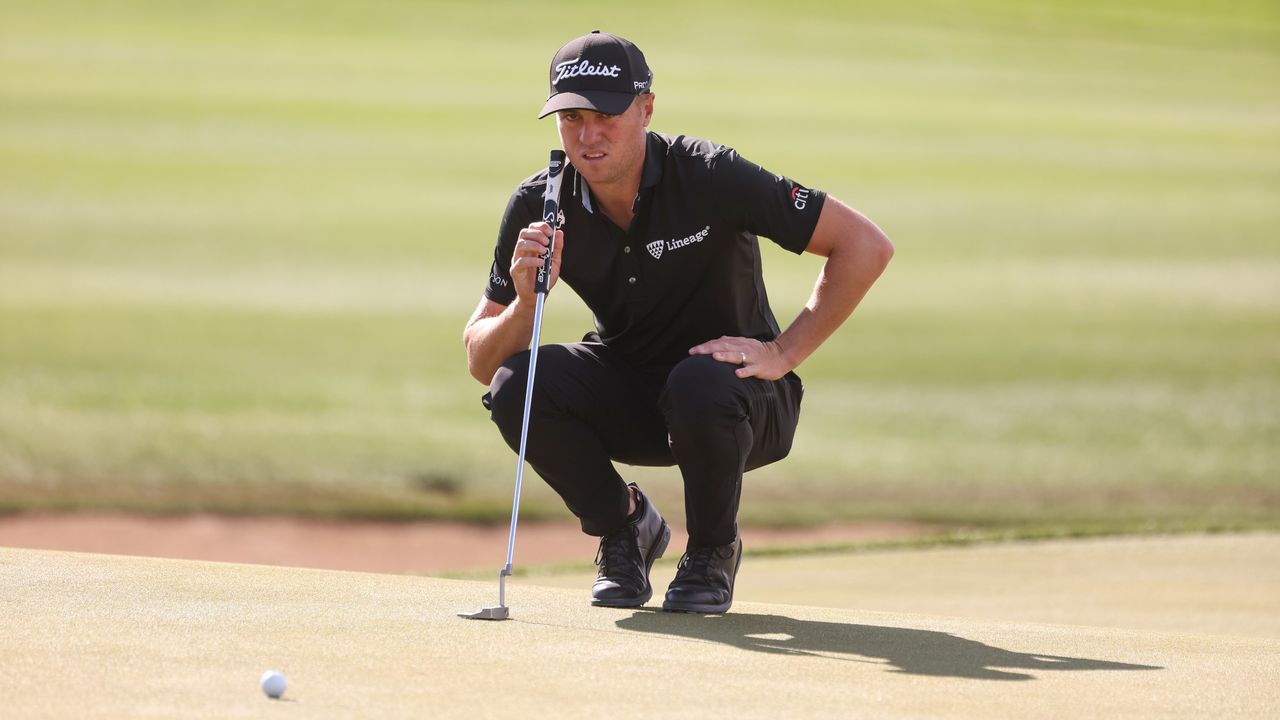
[660,601,732,614]
[661,541,743,615]
[591,521,671,608]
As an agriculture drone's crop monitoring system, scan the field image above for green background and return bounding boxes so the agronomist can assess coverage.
[1,0,1276,531]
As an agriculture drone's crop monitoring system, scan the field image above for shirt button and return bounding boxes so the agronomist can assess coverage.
[628,277,637,284]
[623,246,631,254]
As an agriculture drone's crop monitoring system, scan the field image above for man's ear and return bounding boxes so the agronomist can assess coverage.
[639,94,655,128]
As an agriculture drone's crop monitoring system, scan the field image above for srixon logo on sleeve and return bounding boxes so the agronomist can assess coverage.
[791,185,811,210]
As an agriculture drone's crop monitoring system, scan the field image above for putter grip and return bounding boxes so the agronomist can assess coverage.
[536,150,567,295]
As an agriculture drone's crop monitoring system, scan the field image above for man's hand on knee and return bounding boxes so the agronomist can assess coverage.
[688,336,792,381]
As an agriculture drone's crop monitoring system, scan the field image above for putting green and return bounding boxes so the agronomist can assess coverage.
[525,533,1280,640]
[2,542,1277,719]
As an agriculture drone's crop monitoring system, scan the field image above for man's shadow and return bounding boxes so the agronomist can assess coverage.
[616,611,1162,681]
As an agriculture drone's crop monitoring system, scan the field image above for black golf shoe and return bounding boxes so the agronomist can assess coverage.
[591,484,671,608]
[662,536,742,614]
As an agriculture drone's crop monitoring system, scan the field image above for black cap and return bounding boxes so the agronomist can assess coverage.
[538,31,652,119]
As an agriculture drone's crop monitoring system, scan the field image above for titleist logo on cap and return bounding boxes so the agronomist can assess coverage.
[554,56,622,85]
[538,32,651,118]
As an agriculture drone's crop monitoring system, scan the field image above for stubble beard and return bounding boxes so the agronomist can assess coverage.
[578,138,643,190]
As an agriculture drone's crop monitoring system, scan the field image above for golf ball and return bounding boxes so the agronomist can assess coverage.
[260,670,287,699]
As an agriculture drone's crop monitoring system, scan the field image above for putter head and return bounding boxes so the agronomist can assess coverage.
[457,605,510,621]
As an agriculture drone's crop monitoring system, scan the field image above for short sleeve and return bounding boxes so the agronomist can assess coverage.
[711,148,827,254]
[483,185,539,306]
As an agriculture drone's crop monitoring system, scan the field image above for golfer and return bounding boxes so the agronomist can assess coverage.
[465,31,893,613]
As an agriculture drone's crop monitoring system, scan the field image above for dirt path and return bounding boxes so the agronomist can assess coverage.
[0,512,941,574]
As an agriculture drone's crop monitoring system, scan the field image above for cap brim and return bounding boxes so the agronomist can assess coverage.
[538,91,637,119]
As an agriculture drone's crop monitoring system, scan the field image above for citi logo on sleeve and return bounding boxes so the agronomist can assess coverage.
[647,225,711,260]
[553,57,622,85]
[791,186,811,210]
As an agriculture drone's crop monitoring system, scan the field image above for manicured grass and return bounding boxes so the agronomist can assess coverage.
[1,0,1276,529]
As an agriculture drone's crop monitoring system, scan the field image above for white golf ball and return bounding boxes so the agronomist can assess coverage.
[260,670,287,699]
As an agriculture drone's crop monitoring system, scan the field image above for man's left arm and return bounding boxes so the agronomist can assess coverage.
[690,197,893,380]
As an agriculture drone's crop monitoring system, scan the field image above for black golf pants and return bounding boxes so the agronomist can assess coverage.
[484,341,803,547]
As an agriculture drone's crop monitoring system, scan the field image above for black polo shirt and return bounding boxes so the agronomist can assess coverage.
[484,131,827,367]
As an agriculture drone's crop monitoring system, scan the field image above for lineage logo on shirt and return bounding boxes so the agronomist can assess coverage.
[647,225,711,260]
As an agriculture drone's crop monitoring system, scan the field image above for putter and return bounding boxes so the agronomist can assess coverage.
[459,149,567,621]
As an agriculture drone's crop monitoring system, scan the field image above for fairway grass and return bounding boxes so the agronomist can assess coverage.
[1,0,1277,529]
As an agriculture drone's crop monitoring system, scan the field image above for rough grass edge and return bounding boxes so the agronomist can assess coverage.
[436,516,1280,580]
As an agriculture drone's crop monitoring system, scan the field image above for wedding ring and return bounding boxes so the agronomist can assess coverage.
[739,351,747,364]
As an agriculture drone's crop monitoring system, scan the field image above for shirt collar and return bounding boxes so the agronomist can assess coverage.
[629,131,665,214]
[574,166,594,214]
[639,131,665,190]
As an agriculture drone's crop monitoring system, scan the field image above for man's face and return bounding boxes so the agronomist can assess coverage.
[556,94,654,190]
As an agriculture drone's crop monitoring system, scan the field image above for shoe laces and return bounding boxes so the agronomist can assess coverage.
[596,527,639,576]
[676,544,720,579]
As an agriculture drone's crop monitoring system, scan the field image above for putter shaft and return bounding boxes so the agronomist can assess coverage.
[504,291,546,574]
[461,150,564,621]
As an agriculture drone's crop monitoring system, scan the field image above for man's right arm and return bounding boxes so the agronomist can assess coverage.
[463,220,565,384]
[463,296,536,384]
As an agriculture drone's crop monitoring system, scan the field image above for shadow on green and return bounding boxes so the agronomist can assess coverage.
[616,610,1162,681]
